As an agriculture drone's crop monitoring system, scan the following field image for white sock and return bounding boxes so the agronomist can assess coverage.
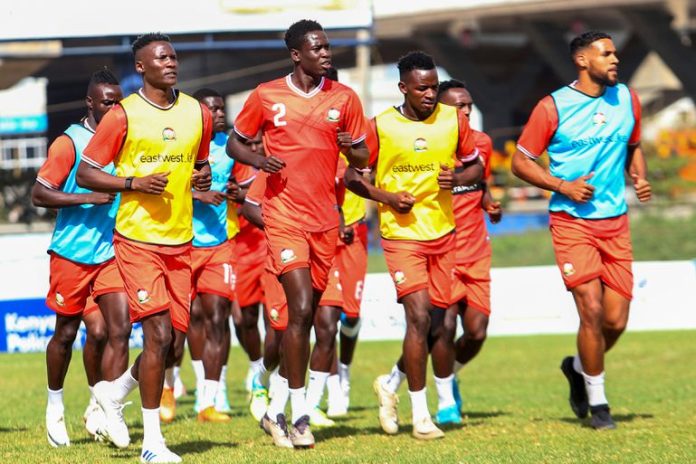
[258,364,270,388]
[88,385,96,403]
[434,374,456,410]
[219,365,228,388]
[201,379,219,410]
[47,388,64,414]
[289,387,309,424]
[573,355,583,374]
[326,374,343,407]
[583,371,608,406]
[173,366,181,382]
[141,407,164,447]
[382,364,406,394]
[250,357,264,375]
[409,388,430,422]
[338,362,350,387]
[266,375,289,420]
[453,360,465,375]
[163,368,174,389]
[305,370,330,411]
[113,366,138,402]
[191,359,205,393]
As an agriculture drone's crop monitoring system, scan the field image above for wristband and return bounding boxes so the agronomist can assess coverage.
[125,176,134,191]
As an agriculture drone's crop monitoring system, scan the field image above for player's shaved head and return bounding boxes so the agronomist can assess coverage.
[132,32,171,58]
[437,79,467,100]
[570,31,612,57]
[192,88,222,101]
[284,19,324,51]
[397,51,436,80]
[87,67,120,95]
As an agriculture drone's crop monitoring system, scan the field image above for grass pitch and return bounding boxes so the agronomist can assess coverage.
[1,330,695,463]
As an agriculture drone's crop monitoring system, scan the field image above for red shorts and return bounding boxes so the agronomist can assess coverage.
[83,296,100,318]
[261,267,288,331]
[319,222,368,318]
[265,221,338,292]
[451,255,492,316]
[114,235,193,332]
[381,232,455,309]
[191,243,235,301]
[47,254,124,317]
[549,212,633,300]
[234,240,266,308]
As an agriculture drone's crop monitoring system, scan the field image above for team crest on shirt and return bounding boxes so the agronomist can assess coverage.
[55,292,65,307]
[280,248,296,264]
[270,308,280,322]
[413,138,428,153]
[327,108,341,123]
[562,263,576,277]
[162,127,177,141]
[393,271,406,285]
[592,112,607,126]
[137,289,151,304]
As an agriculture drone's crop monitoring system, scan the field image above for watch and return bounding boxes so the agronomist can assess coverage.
[125,176,134,191]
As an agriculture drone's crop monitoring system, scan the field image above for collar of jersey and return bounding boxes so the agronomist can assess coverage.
[285,74,325,98]
[137,88,179,110]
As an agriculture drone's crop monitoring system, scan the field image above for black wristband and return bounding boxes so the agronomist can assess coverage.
[125,176,134,191]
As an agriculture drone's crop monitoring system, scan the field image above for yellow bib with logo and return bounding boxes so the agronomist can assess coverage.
[227,205,240,239]
[115,92,203,245]
[375,103,458,241]
[339,155,367,226]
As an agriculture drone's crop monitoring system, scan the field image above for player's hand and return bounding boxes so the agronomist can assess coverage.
[337,128,353,155]
[559,173,595,203]
[388,191,416,214]
[132,172,169,195]
[437,164,454,190]
[86,192,116,205]
[340,224,355,245]
[192,168,212,191]
[195,190,226,206]
[226,178,240,201]
[260,155,286,173]
[485,200,503,223]
[632,174,652,203]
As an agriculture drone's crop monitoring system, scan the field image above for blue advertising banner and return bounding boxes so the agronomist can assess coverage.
[0,298,142,353]
[0,114,48,135]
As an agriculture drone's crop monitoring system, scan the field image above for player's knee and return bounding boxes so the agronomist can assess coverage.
[603,314,627,335]
[407,311,431,336]
[86,324,108,346]
[146,326,172,352]
[53,325,79,347]
[466,315,489,342]
[315,320,338,345]
[578,299,604,330]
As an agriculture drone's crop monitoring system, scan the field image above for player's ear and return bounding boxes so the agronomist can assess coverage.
[85,96,93,112]
[398,81,407,96]
[290,48,301,65]
[574,50,588,70]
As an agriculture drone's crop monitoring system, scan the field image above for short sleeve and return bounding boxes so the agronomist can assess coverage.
[343,89,367,144]
[196,104,213,163]
[234,88,264,140]
[456,109,478,163]
[37,135,76,190]
[366,118,379,167]
[629,88,641,146]
[233,162,256,186]
[474,131,493,178]
[245,171,267,205]
[82,105,128,168]
[516,96,558,159]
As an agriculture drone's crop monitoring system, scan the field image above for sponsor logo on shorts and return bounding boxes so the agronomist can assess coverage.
[270,308,279,322]
[563,262,575,277]
[413,137,428,152]
[55,292,65,307]
[393,271,406,285]
[327,108,340,122]
[280,248,296,264]
[137,289,151,304]
[162,127,177,141]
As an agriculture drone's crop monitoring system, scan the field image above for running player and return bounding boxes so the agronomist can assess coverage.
[32,68,128,447]
[346,51,481,440]
[512,31,651,430]
[227,20,368,447]
[77,33,212,463]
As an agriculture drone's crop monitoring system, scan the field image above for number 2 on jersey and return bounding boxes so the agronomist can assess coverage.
[272,103,287,127]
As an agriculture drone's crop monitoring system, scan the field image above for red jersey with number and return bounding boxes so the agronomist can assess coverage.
[234,74,367,232]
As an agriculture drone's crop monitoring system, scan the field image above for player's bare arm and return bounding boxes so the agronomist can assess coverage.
[227,133,285,173]
[450,159,484,190]
[481,186,502,223]
[192,161,212,191]
[337,129,369,169]
[76,160,170,195]
[192,190,226,206]
[241,200,264,229]
[511,150,595,203]
[31,182,115,208]
[626,144,651,203]
[345,167,415,213]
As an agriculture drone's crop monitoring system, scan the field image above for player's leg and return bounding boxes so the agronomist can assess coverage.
[46,313,82,447]
[196,293,232,422]
[431,305,460,425]
[97,291,131,381]
[81,305,107,437]
[214,299,232,413]
[186,295,205,413]
[241,302,264,392]
[307,304,341,426]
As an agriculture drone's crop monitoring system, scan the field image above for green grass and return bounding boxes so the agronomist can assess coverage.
[367,212,696,272]
[1,331,695,463]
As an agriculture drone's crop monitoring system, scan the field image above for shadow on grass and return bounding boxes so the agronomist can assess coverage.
[559,412,654,427]
[0,426,27,433]
[314,424,386,440]
[170,439,238,454]
[463,410,509,420]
